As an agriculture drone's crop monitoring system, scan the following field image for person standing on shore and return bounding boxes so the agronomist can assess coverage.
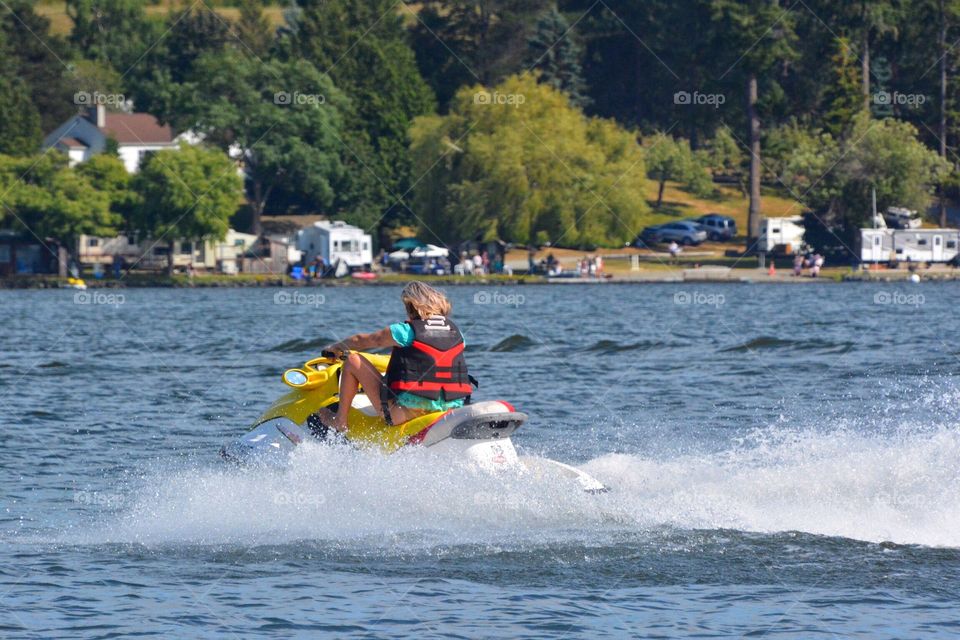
[668,241,681,264]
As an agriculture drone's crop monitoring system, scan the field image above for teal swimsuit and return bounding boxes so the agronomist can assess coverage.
[388,322,466,411]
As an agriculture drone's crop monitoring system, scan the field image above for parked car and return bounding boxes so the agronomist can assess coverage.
[636,221,708,246]
[693,214,737,241]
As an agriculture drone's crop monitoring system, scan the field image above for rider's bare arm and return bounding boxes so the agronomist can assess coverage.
[327,327,396,355]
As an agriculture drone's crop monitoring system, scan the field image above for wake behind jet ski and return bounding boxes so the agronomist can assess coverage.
[221,282,605,492]
[220,350,606,492]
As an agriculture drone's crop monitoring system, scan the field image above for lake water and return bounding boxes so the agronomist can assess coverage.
[2,283,959,638]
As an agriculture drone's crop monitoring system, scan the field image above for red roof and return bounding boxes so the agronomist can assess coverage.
[100,112,174,145]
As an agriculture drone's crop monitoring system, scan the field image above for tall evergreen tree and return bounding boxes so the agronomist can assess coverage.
[286,0,436,226]
[234,0,273,58]
[822,37,865,138]
[525,5,590,108]
[0,30,42,155]
[1,0,74,132]
[711,0,797,249]
[412,0,550,109]
[66,0,155,71]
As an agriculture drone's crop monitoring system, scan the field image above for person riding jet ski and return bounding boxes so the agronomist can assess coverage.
[318,282,471,432]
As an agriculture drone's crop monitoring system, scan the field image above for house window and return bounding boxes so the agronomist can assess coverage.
[180,242,193,255]
[918,239,927,246]
[948,241,957,249]
[88,238,99,247]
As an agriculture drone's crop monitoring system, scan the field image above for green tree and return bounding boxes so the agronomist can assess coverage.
[66,0,154,70]
[645,133,711,208]
[525,5,590,108]
[234,0,273,57]
[0,75,42,156]
[67,59,124,100]
[711,0,797,249]
[75,154,139,222]
[703,125,744,193]
[822,37,865,137]
[175,53,350,235]
[0,153,117,258]
[412,0,550,108]
[286,0,436,223]
[132,5,231,120]
[409,73,648,247]
[779,115,949,256]
[1,0,74,131]
[132,144,243,275]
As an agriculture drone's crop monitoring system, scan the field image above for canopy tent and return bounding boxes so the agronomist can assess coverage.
[391,237,427,251]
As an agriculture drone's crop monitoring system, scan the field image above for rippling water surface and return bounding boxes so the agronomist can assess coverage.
[2,283,959,638]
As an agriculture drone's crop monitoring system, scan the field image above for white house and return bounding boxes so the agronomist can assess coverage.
[42,104,178,173]
[296,220,373,269]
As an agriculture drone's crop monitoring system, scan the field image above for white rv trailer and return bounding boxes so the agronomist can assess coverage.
[860,228,959,264]
[883,206,923,230]
[296,220,373,269]
[758,216,807,255]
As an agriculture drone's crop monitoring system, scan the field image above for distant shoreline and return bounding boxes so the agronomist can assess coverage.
[3,268,959,289]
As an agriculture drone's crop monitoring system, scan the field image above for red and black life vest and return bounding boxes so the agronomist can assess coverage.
[385,315,471,401]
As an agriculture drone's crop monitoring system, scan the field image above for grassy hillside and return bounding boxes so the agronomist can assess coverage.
[36,1,289,35]
[641,179,804,234]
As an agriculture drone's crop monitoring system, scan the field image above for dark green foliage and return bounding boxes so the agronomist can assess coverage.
[411,0,550,110]
[525,5,590,108]
[0,1,75,132]
[0,75,42,156]
[284,0,436,225]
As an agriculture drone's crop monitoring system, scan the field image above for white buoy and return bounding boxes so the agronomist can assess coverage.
[909,273,921,283]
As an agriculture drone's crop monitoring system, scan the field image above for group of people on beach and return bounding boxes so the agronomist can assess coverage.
[577,255,604,277]
[793,253,825,277]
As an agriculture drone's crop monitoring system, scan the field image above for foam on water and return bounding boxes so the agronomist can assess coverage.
[583,426,960,547]
[78,422,960,549]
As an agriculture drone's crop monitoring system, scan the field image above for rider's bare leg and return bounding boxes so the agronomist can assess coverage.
[325,353,386,431]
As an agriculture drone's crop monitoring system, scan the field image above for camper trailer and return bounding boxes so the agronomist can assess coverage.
[296,221,373,270]
[860,228,959,264]
[758,216,807,255]
[883,206,923,230]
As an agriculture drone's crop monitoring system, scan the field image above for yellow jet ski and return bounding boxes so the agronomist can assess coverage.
[220,351,607,492]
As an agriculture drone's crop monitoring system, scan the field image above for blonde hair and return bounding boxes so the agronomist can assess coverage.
[401,281,451,319]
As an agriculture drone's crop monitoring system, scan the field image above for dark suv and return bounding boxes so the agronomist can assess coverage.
[694,214,737,241]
